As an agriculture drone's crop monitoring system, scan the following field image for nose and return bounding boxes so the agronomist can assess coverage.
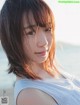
[37,30,48,47]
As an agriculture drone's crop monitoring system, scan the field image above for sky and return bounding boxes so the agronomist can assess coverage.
[0,0,80,45]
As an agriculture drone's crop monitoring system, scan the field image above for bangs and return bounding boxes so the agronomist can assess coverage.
[24,0,55,28]
[33,6,53,27]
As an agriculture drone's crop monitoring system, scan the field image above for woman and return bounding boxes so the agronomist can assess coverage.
[0,0,80,105]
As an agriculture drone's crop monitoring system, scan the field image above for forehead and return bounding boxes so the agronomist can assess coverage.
[22,11,51,28]
[22,12,36,28]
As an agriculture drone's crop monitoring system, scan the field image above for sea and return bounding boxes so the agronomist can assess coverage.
[0,41,80,89]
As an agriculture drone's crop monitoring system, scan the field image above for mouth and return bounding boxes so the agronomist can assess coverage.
[35,49,48,54]
[35,50,48,56]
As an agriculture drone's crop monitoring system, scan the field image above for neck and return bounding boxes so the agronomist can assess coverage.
[29,62,60,80]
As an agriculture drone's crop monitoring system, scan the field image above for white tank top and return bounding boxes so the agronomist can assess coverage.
[14,72,80,105]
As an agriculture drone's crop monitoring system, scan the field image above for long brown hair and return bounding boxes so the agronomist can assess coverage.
[0,0,56,79]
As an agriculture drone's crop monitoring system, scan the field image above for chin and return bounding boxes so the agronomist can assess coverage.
[36,57,48,64]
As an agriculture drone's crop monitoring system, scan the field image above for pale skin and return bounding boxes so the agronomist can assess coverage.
[17,11,60,105]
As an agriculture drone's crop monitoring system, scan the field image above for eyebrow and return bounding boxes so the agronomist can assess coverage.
[23,22,52,29]
[23,24,37,29]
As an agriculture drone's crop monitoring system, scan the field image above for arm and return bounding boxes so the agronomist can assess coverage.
[17,88,57,105]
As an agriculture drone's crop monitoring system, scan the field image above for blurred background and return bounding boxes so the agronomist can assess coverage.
[0,0,80,105]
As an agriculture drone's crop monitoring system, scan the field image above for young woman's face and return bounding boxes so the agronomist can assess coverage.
[22,12,53,64]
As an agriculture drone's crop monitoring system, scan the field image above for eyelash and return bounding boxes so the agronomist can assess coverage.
[26,30,36,35]
[45,27,52,32]
[25,27,52,36]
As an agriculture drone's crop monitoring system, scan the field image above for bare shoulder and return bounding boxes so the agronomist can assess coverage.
[17,88,57,105]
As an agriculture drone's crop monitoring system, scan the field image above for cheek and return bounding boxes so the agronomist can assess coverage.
[22,38,30,55]
[23,38,28,50]
[47,35,53,45]
[23,38,36,56]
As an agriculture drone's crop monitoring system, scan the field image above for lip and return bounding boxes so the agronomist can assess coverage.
[35,50,48,56]
[35,50,48,54]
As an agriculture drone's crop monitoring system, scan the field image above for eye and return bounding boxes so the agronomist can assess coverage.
[45,27,52,32]
[25,30,36,35]
[27,31,35,35]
